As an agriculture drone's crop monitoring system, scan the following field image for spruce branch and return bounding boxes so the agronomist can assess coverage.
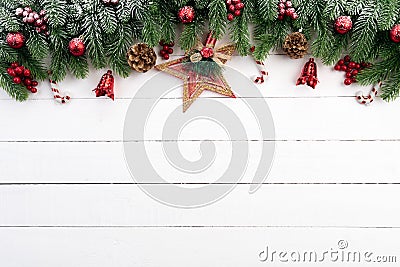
[255,0,278,22]
[40,0,68,28]
[0,41,19,62]
[349,8,377,62]
[209,0,227,39]
[68,54,89,79]
[106,23,132,78]
[26,33,48,60]
[0,6,20,32]
[99,5,118,35]
[179,21,205,51]
[380,73,400,102]
[229,0,252,56]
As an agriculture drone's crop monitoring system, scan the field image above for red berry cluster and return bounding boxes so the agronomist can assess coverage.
[102,0,120,6]
[334,55,370,86]
[7,62,39,93]
[159,40,174,60]
[226,0,244,21]
[277,0,298,20]
[15,7,49,36]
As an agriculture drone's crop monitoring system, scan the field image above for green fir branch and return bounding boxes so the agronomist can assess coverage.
[179,21,205,51]
[68,54,89,79]
[208,0,227,39]
[26,33,48,60]
[380,73,400,102]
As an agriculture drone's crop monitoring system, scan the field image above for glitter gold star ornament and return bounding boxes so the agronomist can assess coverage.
[155,32,236,112]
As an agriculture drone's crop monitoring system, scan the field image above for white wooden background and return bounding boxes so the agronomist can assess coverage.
[0,46,399,266]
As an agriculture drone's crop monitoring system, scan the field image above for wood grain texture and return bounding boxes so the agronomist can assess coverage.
[0,53,398,266]
[0,141,398,183]
[1,227,399,267]
[0,184,398,227]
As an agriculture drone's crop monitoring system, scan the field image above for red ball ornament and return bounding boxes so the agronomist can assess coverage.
[177,6,195,24]
[69,38,86,57]
[389,24,400,43]
[6,32,25,49]
[335,16,352,34]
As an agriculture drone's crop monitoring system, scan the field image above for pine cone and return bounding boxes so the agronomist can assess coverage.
[127,43,157,73]
[282,32,308,59]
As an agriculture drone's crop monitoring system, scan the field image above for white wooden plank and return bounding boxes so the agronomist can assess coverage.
[0,98,397,141]
[0,141,399,183]
[0,184,398,226]
[1,227,399,267]
[0,55,371,100]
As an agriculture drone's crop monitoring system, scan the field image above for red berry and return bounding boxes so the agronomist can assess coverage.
[234,9,241,16]
[162,45,169,51]
[286,1,292,7]
[27,85,33,90]
[344,78,352,85]
[14,66,23,75]
[277,15,284,20]
[279,8,286,15]
[351,69,359,76]
[7,68,16,76]
[338,59,345,66]
[163,54,169,60]
[160,50,166,56]
[23,69,31,77]
[348,62,356,69]
[168,41,174,47]
[167,48,173,54]
[341,65,347,71]
[31,81,38,86]
[334,64,341,71]
[232,0,239,4]
[286,8,295,15]
[235,3,244,9]
[227,13,234,21]
[159,40,165,46]
[345,72,352,78]
[228,4,235,12]
[291,12,298,19]
[344,55,351,62]
[278,3,285,9]
[13,77,21,84]
[23,78,32,86]
[355,64,361,69]
[30,88,37,93]
[226,0,232,5]
[10,62,19,68]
